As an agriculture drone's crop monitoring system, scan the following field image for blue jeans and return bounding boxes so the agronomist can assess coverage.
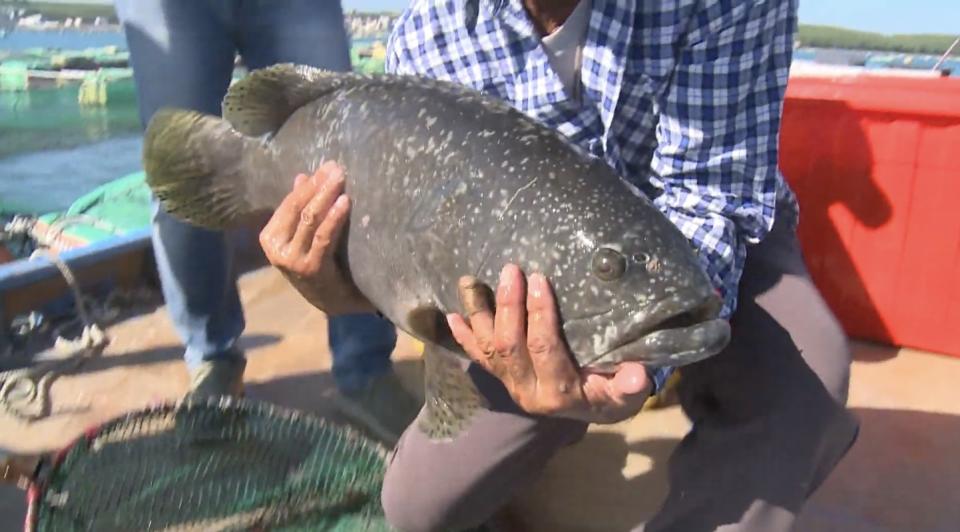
[116,0,395,391]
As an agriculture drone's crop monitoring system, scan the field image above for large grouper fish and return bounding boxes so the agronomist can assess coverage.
[143,64,730,438]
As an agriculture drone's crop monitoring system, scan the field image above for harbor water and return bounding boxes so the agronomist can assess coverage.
[0,30,381,215]
[0,29,956,215]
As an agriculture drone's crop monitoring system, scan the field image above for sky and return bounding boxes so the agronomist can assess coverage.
[25,0,960,35]
[796,0,957,35]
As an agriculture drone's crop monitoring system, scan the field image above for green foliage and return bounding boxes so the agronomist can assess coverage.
[798,24,959,55]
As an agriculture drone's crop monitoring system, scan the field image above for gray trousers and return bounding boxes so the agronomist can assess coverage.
[381,218,860,532]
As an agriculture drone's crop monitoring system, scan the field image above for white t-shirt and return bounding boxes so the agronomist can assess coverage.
[540,0,591,98]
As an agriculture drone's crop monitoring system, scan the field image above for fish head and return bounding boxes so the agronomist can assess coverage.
[532,167,731,371]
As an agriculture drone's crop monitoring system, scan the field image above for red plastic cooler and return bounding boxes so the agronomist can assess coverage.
[779,71,960,357]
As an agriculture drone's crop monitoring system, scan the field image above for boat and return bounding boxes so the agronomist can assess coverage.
[0,172,154,365]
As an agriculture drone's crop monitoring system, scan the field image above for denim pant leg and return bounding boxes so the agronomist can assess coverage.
[326,314,396,392]
[237,1,398,391]
[115,0,243,369]
[235,0,352,72]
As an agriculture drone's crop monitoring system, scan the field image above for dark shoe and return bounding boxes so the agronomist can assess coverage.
[333,372,423,445]
[185,357,246,400]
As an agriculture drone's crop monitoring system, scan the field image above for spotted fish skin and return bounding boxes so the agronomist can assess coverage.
[144,64,731,438]
[281,73,727,369]
[419,345,486,440]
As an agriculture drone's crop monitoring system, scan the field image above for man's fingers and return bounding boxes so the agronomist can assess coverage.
[456,275,501,375]
[579,364,651,416]
[493,265,534,385]
[525,273,581,393]
[261,173,305,239]
[304,194,350,267]
[291,168,345,254]
[457,276,495,351]
[268,172,322,240]
[610,363,651,397]
[458,275,494,317]
[446,313,493,373]
[313,160,342,183]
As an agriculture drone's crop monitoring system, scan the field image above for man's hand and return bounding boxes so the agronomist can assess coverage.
[259,162,375,316]
[446,264,653,424]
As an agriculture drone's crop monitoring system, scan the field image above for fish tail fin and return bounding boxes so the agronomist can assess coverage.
[143,108,272,229]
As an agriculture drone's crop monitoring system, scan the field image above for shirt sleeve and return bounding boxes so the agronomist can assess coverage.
[648,0,798,320]
[384,10,418,76]
[384,33,403,74]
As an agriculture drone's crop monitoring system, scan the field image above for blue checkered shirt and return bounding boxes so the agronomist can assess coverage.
[386,0,799,390]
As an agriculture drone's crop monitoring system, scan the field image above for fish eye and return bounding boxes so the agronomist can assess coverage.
[591,248,627,281]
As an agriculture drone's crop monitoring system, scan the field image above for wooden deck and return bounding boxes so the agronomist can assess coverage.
[1,267,958,531]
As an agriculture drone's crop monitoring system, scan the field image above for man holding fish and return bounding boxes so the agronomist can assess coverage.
[255,0,859,530]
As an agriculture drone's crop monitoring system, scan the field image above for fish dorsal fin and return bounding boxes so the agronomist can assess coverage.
[222,63,367,136]
[224,64,534,138]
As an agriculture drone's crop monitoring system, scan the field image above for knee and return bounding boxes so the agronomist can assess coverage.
[816,311,853,406]
[380,487,445,532]
[787,310,859,464]
[381,459,476,532]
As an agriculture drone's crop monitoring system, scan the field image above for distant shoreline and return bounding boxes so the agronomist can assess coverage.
[10,26,389,39]
[12,25,123,33]
[8,15,957,58]
[11,4,398,39]
[798,25,958,57]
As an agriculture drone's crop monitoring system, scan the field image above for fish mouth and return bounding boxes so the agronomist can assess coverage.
[582,292,731,371]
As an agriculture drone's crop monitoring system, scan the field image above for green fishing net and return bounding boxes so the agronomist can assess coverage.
[31,399,391,531]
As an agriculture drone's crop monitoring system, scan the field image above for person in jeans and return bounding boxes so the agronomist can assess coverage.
[115,0,420,443]
[261,0,860,530]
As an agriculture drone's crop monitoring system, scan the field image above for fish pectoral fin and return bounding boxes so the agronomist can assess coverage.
[419,345,487,441]
[223,64,365,137]
[406,305,462,354]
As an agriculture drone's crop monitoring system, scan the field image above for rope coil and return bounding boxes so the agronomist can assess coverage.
[0,248,110,420]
